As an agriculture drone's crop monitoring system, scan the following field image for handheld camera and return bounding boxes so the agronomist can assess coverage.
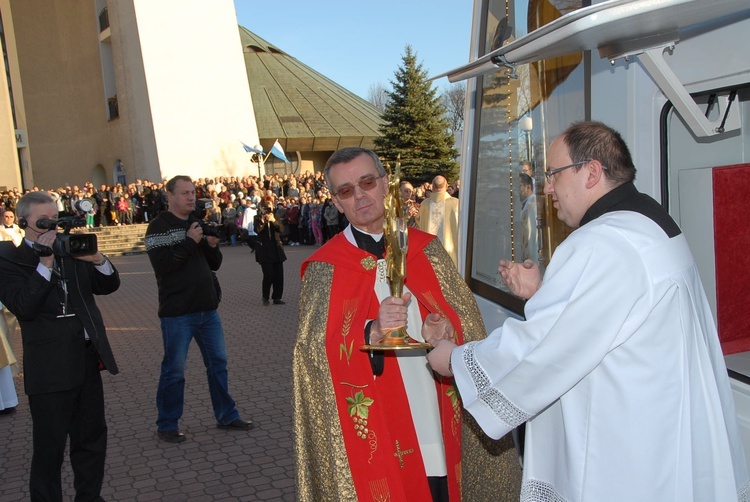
[32,199,98,257]
[192,198,230,241]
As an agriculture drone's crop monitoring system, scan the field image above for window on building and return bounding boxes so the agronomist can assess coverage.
[98,7,109,32]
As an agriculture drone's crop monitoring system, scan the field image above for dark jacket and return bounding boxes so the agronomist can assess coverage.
[0,241,120,395]
[254,217,286,264]
[145,211,222,318]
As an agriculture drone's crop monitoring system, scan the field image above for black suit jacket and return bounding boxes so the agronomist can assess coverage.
[0,241,120,395]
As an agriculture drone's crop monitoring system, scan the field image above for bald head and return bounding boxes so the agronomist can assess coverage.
[432,176,448,192]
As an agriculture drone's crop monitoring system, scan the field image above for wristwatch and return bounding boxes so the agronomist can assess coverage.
[92,254,108,266]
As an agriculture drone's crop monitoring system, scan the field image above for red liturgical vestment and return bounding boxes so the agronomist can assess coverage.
[294,229,522,501]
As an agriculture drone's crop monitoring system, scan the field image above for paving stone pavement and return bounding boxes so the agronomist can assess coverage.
[0,243,317,501]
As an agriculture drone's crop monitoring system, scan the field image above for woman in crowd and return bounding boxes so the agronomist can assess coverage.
[323,197,339,241]
[309,197,323,246]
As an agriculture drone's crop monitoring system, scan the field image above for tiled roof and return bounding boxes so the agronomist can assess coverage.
[239,26,383,153]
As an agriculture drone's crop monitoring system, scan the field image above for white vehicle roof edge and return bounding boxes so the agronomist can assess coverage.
[431,0,750,137]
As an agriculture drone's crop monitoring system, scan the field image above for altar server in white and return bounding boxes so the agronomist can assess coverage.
[426,121,749,501]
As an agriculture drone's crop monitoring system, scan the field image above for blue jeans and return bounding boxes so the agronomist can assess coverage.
[156,310,239,431]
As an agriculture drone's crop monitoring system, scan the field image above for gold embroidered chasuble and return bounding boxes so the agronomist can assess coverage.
[293,232,521,501]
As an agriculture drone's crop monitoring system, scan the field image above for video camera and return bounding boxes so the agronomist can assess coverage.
[192,198,230,241]
[32,199,98,258]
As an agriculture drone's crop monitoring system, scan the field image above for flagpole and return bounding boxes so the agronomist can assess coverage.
[263,139,277,163]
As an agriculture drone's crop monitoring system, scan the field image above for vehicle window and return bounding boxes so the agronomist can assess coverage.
[467,0,585,312]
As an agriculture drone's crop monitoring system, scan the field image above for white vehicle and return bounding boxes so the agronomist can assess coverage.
[435,0,750,464]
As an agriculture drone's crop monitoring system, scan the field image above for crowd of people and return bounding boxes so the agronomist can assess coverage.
[0,166,463,500]
[0,171,460,248]
[2,125,749,501]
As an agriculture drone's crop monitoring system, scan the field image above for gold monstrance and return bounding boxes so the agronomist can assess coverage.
[361,160,432,351]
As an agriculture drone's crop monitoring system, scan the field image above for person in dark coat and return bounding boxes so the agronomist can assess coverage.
[0,191,120,502]
[254,203,286,305]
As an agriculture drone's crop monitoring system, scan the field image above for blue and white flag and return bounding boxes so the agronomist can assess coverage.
[241,141,264,155]
[269,139,290,163]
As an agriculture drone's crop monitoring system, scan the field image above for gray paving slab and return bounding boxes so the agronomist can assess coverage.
[0,243,317,501]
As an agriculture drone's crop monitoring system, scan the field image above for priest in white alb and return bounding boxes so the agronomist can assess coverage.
[426,121,749,501]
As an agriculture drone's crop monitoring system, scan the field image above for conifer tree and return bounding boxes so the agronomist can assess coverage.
[374,45,459,184]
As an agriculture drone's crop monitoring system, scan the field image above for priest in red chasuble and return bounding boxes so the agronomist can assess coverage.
[293,147,521,501]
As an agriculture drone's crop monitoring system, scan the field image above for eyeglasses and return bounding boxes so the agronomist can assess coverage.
[332,175,384,199]
[544,160,609,182]
[544,160,591,182]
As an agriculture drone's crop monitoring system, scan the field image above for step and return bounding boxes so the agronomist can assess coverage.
[72,224,148,256]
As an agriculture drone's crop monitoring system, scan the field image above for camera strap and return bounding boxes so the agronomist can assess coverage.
[51,259,75,318]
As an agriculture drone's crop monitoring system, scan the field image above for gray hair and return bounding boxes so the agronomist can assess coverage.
[323,147,386,189]
[15,191,55,219]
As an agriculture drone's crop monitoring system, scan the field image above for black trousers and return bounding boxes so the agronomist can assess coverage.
[28,343,107,502]
[97,204,108,226]
[260,261,284,300]
[428,476,449,502]
[287,223,299,243]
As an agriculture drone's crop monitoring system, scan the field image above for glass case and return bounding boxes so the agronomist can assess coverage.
[466,0,586,313]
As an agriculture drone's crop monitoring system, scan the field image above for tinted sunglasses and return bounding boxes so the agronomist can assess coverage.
[332,175,384,200]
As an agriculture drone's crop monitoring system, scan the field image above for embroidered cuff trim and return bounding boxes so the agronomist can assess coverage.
[520,479,568,502]
[464,343,531,428]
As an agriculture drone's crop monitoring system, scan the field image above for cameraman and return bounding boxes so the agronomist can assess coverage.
[0,191,120,501]
[145,175,254,444]
[254,203,286,305]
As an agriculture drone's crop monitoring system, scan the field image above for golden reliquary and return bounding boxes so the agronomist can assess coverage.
[361,160,431,351]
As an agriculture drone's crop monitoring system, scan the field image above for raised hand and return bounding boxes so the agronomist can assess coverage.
[499,259,542,299]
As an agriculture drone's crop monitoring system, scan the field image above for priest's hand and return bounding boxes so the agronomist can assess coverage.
[426,339,457,377]
[499,259,541,299]
[422,313,455,345]
[369,292,412,345]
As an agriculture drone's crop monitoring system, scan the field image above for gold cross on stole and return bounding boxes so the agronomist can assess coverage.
[393,440,415,468]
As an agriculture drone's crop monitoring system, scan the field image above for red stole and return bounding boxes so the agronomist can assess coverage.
[302,231,465,501]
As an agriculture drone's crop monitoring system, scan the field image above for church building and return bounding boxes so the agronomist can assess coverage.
[0,0,382,190]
